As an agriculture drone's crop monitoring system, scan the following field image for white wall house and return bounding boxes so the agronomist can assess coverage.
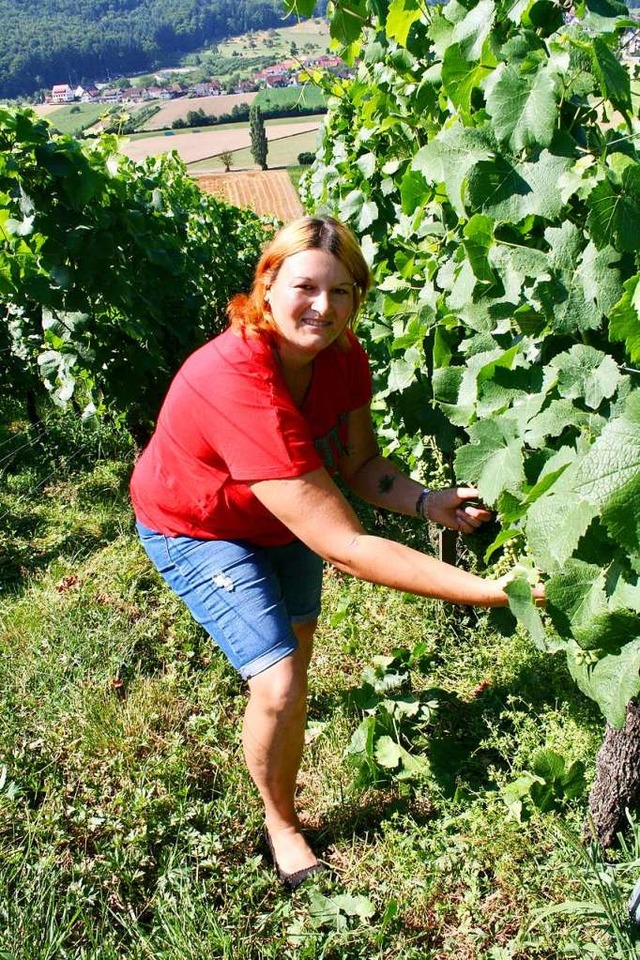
[51,84,75,103]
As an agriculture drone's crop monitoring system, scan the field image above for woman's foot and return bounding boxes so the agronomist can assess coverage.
[264,823,326,890]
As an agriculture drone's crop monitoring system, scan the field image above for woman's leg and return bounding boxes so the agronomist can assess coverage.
[242,619,318,875]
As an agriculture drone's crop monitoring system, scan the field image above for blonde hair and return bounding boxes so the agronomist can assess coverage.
[227,216,371,346]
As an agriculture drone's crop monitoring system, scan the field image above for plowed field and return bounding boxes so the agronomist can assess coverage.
[195,170,302,222]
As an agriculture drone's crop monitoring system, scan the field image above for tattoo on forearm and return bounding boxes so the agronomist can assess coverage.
[378,474,396,494]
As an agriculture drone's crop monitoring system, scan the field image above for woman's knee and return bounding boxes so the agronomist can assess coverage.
[248,650,308,716]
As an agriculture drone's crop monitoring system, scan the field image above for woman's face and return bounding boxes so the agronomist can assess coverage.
[266,249,355,361]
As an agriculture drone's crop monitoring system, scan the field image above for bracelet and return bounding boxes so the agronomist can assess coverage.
[415,487,431,521]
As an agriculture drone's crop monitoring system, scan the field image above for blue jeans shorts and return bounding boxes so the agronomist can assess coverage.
[136,523,324,680]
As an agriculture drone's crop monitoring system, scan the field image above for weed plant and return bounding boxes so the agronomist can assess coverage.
[0,406,638,958]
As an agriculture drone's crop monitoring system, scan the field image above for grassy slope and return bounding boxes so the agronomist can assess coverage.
[0,407,638,959]
[213,19,329,61]
[43,101,114,134]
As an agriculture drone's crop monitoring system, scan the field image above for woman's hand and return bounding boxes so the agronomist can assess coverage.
[426,487,493,534]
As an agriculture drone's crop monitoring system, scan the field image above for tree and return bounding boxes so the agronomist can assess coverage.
[249,103,268,170]
[288,0,640,847]
[219,150,234,172]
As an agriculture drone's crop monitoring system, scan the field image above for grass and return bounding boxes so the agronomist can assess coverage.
[45,102,115,134]
[1,401,639,959]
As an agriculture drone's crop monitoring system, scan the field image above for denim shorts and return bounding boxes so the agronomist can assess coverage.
[136,523,324,679]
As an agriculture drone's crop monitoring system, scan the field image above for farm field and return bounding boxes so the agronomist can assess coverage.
[142,91,259,130]
[195,169,303,220]
[120,117,322,167]
[214,18,330,59]
[188,128,319,172]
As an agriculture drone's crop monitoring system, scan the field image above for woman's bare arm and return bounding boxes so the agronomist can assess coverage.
[249,468,509,608]
[338,405,492,534]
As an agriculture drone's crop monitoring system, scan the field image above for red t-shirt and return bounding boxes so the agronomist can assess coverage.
[130,327,372,545]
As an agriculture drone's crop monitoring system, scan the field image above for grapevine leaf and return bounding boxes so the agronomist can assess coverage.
[485,62,558,153]
[548,344,622,410]
[386,0,423,47]
[587,168,640,253]
[412,125,494,218]
[536,241,621,334]
[400,169,429,216]
[339,188,366,222]
[432,366,463,404]
[609,275,640,364]
[525,492,598,571]
[447,259,478,311]
[462,214,494,282]
[452,0,495,61]
[329,0,369,46]
[466,151,571,223]
[477,368,543,419]
[572,390,640,514]
[581,0,632,26]
[567,639,640,729]
[507,0,531,22]
[454,418,525,504]
[600,463,640,557]
[388,349,421,392]
[611,577,640,613]
[356,152,377,179]
[505,577,548,650]
[546,560,607,648]
[590,37,632,115]
[524,399,599,448]
[358,199,379,231]
[456,345,521,412]
[283,0,316,16]
[442,43,494,117]
[484,527,521,563]
[489,242,550,295]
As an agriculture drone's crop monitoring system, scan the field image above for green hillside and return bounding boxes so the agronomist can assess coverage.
[0,0,312,100]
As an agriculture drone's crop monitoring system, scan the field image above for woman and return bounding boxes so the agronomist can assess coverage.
[130,216,538,890]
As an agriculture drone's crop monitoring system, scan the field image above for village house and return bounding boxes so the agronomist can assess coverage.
[255,61,296,88]
[123,87,145,103]
[50,83,75,103]
[100,90,123,103]
[192,80,223,97]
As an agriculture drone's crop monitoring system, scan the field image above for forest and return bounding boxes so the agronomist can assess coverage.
[0,0,310,99]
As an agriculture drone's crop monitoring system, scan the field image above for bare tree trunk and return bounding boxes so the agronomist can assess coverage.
[587,699,640,850]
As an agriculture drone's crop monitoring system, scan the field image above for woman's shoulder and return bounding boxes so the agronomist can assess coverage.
[183,327,275,379]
